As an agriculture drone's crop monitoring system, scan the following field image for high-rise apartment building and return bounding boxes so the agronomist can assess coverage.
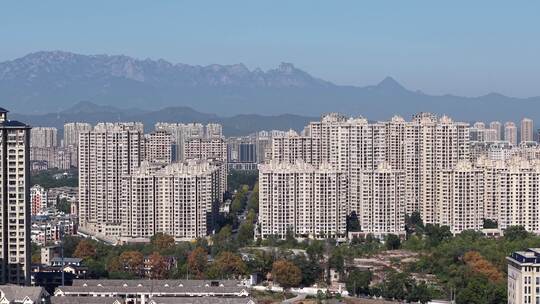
[143,130,172,164]
[63,123,92,148]
[505,122,518,146]
[205,123,223,138]
[154,123,220,161]
[0,108,31,285]
[30,127,57,148]
[120,160,222,241]
[489,121,502,141]
[359,162,406,236]
[270,112,470,228]
[521,118,534,143]
[497,157,540,232]
[78,123,143,237]
[436,160,484,234]
[30,185,47,216]
[258,160,348,239]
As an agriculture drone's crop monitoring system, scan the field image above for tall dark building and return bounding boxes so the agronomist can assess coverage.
[0,107,31,285]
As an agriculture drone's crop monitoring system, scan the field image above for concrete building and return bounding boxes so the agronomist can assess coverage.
[30,185,48,216]
[258,160,348,239]
[497,157,540,232]
[154,123,219,161]
[30,147,75,170]
[505,122,518,146]
[30,127,57,148]
[521,118,534,143]
[120,160,223,242]
[359,162,406,236]
[436,160,484,234]
[205,123,223,138]
[143,130,172,164]
[62,123,92,148]
[507,248,540,304]
[0,108,31,284]
[78,123,143,238]
[489,121,502,140]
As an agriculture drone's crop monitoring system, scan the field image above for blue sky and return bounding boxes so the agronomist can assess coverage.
[1,1,539,97]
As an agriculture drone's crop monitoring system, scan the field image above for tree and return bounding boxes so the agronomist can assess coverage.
[379,270,413,301]
[148,252,169,279]
[482,219,498,229]
[188,247,208,279]
[56,198,71,214]
[107,256,122,273]
[151,233,175,251]
[347,211,361,232]
[328,251,344,274]
[209,251,247,279]
[212,225,236,255]
[463,251,503,282]
[424,224,452,247]
[406,281,433,304]
[62,236,81,257]
[237,221,254,245]
[272,260,302,290]
[119,251,144,276]
[504,225,530,241]
[85,258,107,278]
[346,269,372,296]
[247,183,259,212]
[73,239,97,259]
[306,240,325,263]
[405,211,424,235]
[291,254,322,286]
[385,234,401,250]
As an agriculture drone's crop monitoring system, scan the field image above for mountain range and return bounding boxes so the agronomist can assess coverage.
[11,101,316,136]
[2,51,540,123]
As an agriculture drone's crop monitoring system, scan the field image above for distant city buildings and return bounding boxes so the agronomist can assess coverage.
[505,122,518,146]
[62,123,92,148]
[30,127,58,148]
[521,118,534,143]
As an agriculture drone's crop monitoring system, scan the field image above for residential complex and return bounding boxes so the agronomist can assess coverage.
[261,113,540,238]
[120,160,223,242]
[30,127,57,148]
[154,122,218,161]
[143,130,173,164]
[78,123,144,239]
[0,108,31,284]
[62,123,92,148]
[259,160,347,239]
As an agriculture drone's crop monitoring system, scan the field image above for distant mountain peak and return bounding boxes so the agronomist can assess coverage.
[277,62,296,74]
[376,76,406,91]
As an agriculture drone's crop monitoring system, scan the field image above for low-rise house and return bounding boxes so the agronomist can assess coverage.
[54,280,250,304]
[0,286,49,304]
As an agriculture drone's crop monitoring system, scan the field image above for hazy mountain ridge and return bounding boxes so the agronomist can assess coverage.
[11,101,316,136]
[2,51,540,122]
